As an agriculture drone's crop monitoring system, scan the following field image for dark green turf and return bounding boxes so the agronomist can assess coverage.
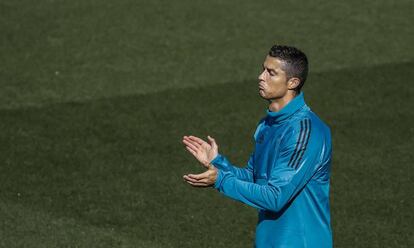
[1,0,413,109]
[0,61,413,247]
[1,0,413,246]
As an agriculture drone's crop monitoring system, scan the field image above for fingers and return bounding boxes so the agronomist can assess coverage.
[187,136,206,146]
[188,170,210,180]
[183,170,210,183]
[185,146,198,157]
[183,138,200,151]
[185,180,210,187]
[183,136,201,147]
[183,175,207,183]
[183,174,210,187]
[207,135,217,148]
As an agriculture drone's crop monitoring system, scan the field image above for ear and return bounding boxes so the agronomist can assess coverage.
[287,77,301,90]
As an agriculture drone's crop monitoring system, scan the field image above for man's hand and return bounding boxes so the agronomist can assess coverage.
[183,164,218,187]
[182,135,218,168]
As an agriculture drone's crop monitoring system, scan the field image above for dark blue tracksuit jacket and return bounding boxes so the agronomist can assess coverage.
[212,92,333,247]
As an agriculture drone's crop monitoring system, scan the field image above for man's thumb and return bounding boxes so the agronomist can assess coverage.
[207,135,217,147]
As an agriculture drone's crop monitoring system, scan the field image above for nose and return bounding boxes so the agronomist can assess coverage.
[258,70,265,81]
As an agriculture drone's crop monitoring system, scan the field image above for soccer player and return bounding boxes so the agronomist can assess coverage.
[182,45,333,248]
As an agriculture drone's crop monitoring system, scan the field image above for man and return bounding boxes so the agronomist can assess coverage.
[183,45,332,248]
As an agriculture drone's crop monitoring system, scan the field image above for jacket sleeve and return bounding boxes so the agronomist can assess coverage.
[210,153,254,182]
[209,118,265,182]
[213,119,328,212]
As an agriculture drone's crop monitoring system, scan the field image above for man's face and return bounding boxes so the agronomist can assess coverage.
[258,56,290,100]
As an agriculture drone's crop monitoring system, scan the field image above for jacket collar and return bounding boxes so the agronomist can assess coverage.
[265,92,306,124]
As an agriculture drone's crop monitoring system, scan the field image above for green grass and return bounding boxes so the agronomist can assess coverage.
[0,0,413,247]
[0,62,413,247]
[1,0,413,109]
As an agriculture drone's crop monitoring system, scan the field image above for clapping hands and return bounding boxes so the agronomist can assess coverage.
[182,135,219,187]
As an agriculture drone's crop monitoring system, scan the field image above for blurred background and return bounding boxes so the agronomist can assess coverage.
[0,0,412,247]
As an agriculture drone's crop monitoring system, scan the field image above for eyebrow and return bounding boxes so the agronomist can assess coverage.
[263,64,277,73]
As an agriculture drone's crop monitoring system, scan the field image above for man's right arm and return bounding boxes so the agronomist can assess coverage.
[211,153,254,182]
[209,118,265,182]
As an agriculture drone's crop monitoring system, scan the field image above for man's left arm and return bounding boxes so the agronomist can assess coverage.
[213,121,329,212]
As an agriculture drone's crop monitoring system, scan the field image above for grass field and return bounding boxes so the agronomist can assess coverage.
[1,0,413,247]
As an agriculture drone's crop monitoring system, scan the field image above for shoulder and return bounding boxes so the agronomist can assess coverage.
[289,107,330,138]
[282,107,331,151]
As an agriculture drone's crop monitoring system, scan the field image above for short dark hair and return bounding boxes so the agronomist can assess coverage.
[268,45,308,92]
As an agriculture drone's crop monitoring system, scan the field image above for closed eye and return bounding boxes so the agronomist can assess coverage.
[268,69,276,76]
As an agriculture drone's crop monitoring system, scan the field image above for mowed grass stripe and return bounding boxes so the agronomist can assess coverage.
[0,62,413,247]
[1,0,413,110]
[0,201,147,247]
[0,59,412,113]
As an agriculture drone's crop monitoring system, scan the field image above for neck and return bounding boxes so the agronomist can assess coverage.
[268,91,298,112]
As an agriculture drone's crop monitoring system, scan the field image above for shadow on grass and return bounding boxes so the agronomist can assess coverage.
[0,61,412,247]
